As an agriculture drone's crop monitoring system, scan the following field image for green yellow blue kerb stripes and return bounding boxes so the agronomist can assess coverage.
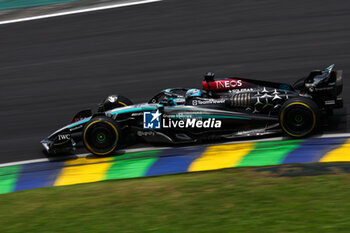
[0,137,349,194]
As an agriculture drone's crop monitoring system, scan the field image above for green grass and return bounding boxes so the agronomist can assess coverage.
[1,167,350,233]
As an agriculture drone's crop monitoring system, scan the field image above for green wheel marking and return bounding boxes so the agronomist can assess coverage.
[97,133,106,142]
[295,115,303,123]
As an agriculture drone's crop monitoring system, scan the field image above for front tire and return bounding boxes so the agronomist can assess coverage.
[83,117,120,156]
[279,97,319,137]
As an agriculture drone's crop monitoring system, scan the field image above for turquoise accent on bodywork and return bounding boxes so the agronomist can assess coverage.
[67,118,90,128]
[165,107,251,120]
[168,98,177,106]
[67,106,158,129]
[63,106,249,133]
[0,0,80,10]
[110,106,158,115]
[165,107,198,111]
[323,64,334,73]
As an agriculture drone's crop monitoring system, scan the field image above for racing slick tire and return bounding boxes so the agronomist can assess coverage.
[83,117,120,156]
[279,97,319,138]
[292,77,306,91]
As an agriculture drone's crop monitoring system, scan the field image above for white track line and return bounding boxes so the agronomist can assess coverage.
[320,133,350,138]
[1,132,350,168]
[0,158,52,168]
[0,0,162,25]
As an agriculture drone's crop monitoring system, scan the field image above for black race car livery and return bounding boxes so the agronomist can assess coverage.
[41,65,343,156]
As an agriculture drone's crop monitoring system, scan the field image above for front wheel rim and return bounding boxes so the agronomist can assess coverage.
[84,120,119,155]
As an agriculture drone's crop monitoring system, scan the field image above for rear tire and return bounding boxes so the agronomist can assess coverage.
[279,97,319,137]
[293,77,306,91]
[83,117,120,156]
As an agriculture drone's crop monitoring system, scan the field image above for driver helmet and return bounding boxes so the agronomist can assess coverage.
[185,89,202,98]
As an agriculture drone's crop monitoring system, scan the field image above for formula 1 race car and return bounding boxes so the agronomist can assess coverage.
[41,65,343,156]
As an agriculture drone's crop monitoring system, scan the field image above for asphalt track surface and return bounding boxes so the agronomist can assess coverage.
[0,0,349,163]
